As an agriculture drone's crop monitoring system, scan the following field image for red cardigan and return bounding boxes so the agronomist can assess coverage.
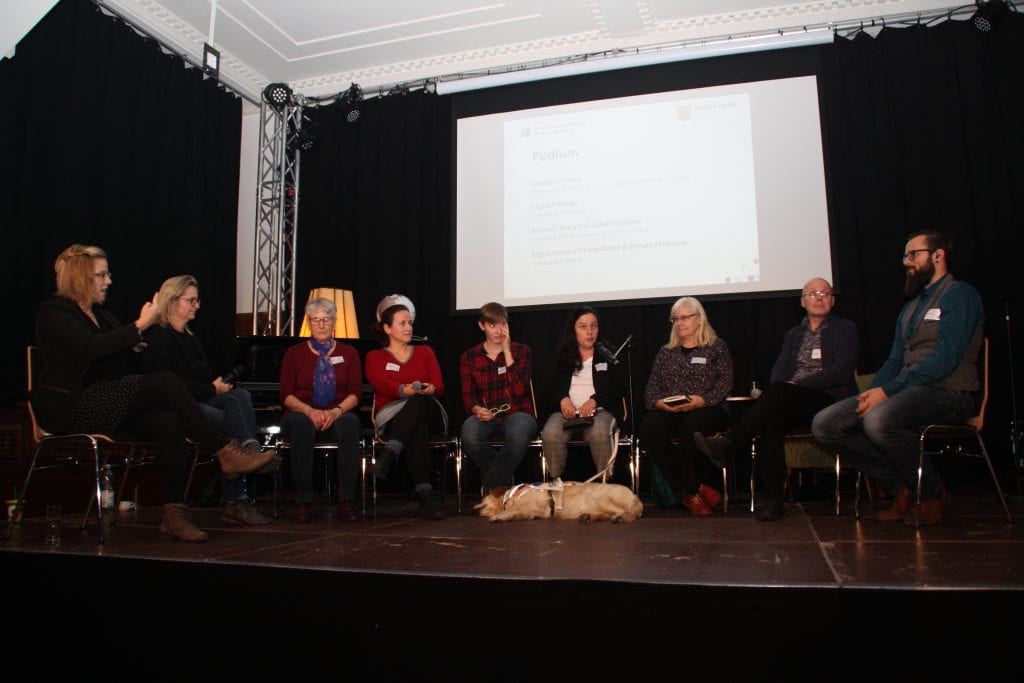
[365,345,444,413]
[279,340,362,414]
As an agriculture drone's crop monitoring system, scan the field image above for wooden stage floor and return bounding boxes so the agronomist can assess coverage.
[5,486,1023,678]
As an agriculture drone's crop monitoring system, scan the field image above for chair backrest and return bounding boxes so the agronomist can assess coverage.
[968,338,989,430]
[25,346,48,444]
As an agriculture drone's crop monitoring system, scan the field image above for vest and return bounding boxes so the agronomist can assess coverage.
[898,276,981,393]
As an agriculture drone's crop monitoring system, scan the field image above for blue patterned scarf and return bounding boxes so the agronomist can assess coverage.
[310,339,336,408]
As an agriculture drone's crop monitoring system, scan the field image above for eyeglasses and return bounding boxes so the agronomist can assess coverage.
[93,271,112,280]
[670,314,699,323]
[179,297,200,307]
[489,404,511,415]
[902,248,933,262]
[309,317,335,326]
[801,290,833,299]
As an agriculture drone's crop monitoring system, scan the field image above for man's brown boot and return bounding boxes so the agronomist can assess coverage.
[160,503,209,543]
[216,439,276,479]
[876,486,912,522]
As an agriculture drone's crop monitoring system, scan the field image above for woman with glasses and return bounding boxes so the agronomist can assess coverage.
[33,245,274,542]
[141,275,275,526]
[539,306,627,481]
[279,297,364,523]
[459,302,537,494]
[365,294,447,520]
[639,296,734,516]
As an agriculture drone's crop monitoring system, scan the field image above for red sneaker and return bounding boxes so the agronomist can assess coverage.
[681,493,712,516]
[698,484,722,507]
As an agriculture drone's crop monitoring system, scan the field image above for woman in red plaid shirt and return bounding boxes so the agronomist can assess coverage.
[459,302,538,495]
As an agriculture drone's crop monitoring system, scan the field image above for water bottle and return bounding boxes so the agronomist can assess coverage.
[100,465,115,511]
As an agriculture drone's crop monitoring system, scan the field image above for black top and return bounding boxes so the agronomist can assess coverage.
[32,296,142,433]
[540,354,628,425]
[140,325,217,400]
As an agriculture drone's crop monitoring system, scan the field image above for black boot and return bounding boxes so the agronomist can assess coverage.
[757,497,785,522]
[417,490,445,520]
[694,431,733,469]
[369,447,396,480]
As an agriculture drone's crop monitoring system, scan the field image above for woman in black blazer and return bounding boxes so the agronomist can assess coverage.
[539,306,627,479]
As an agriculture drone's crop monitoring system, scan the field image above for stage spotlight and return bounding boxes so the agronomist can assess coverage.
[289,129,316,153]
[971,0,1009,33]
[262,82,293,108]
[340,83,363,124]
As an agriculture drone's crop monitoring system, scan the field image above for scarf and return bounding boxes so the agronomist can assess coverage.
[310,338,336,408]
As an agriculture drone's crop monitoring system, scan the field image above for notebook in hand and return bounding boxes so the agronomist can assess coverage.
[663,395,692,406]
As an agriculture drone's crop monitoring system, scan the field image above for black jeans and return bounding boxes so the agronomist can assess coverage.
[380,394,447,489]
[640,406,728,497]
[120,371,229,503]
[728,381,835,501]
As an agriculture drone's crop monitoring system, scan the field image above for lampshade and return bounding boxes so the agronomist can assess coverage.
[298,288,359,339]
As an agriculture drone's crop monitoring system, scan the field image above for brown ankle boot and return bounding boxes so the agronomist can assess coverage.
[216,439,276,479]
[160,503,209,543]
[876,486,912,522]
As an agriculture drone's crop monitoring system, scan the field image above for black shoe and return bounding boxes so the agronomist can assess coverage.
[694,432,732,469]
[369,447,396,480]
[417,490,445,520]
[757,498,785,522]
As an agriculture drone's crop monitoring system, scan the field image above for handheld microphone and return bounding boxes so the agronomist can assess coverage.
[595,341,620,366]
[411,380,424,391]
[221,365,246,385]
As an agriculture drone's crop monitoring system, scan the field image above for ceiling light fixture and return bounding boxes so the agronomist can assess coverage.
[971,0,1010,32]
[436,28,834,95]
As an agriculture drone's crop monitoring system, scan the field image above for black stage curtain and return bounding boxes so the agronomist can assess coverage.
[299,16,1023,478]
[1,0,242,403]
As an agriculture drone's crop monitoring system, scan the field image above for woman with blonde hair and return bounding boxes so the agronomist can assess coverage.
[141,274,275,526]
[33,245,274,542]
[639,296,734,515]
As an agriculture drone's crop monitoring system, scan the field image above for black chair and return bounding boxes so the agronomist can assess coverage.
[909,339,1013,527]
[7,346,156,544]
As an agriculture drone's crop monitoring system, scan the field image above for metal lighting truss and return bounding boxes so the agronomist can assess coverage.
[251,101,303,336]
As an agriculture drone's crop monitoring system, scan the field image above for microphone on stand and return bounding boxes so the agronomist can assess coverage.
[613,334,635,360]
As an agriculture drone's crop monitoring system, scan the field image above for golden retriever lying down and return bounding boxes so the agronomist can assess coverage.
[474,479,643,523]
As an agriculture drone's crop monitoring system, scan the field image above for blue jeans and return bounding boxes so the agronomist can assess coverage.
[201,388,260,502]
[811,385,973,499]
[282,411,362,503]
[461,411,538,490]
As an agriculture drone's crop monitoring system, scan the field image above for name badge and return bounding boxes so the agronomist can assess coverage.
[330,356,345,365]
[595,362,608,372]
[811,349,822,360]
[924,308,942,321]
[691,357,707,364]
[385,362,400,372]
[497,366,507,375]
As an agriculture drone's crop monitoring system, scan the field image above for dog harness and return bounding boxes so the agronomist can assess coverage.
[501,479,569,514]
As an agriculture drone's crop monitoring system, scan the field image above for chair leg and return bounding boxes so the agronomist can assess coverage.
[854,470,861,519]
[5,447,41,540]
[749,441,757,514]
[454,442,463,515]
[974,433,1014,524]
[722,465,729,514]
[834,455,841,517]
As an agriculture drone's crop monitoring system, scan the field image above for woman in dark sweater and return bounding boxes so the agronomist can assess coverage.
[639,296,734,515]
[142,274,275,526]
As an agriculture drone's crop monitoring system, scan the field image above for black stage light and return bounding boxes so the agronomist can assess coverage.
[971,0,1009,33]
[262,82,293,108]
[290,129,316,153]
[340,83,363,124]
[203,43,220,79]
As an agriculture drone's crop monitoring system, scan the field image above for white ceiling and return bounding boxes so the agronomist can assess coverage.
[100,0,959,103]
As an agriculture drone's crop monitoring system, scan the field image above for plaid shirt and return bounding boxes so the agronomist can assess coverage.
[460,341,535,419]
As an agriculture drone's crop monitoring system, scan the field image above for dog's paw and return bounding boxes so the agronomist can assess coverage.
[577,514,593,523]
